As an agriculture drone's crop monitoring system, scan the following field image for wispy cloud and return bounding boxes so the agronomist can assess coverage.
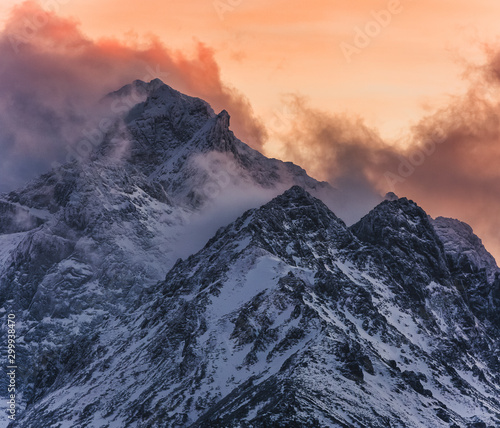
[267,53,500,260]
[0,1,266,192]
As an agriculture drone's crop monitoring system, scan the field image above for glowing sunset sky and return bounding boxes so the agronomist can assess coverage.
[25,0,500,138]
[1,0,500,260]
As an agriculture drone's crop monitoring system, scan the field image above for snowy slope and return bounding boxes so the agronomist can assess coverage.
[431,216,500,333]
[11,188,500,427]
[0,79,333,425]
[0,80,499,427]
[432,216,499,281]
[0,79,333,309]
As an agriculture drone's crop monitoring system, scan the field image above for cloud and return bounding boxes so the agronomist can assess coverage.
[270,61,500,261]
[268,95,397,223]
[0,1,266,192]
[1,2,500,265]
[388,78,500,263]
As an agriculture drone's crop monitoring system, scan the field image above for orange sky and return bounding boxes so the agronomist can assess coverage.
[2,0,500,260]
[37,0,500,139]
[4,0,499,143]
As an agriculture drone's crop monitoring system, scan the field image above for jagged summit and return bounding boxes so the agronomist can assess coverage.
[101,79,333,201]
[432,216,500,329]
[192,185,353,275]
[108,78,212,117]
[124,79,216,122]
[108,78,220,132]
[350,196,451,296]
[107,78,168,99]
[253,185,349,241]
[216,108,230,125]
[350,196,438,246]
[384,191,399,201]
[265,184,326,209]
[432,216,499,278]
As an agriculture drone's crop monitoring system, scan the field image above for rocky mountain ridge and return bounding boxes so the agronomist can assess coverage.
[0,80,498,427]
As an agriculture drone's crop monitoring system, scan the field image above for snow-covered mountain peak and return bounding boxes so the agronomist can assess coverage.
[432,216,499,281]
[270,184,319,204]
[99,80,333,205]
[187,186,355,279]
[244,185,347,235]
[254,185,347,232]
[107,78,167,99]
[105,81,243,177]
[350,196,439,246]
[384,191,399,201]
[120,79,216,124]
[350,197,451,295]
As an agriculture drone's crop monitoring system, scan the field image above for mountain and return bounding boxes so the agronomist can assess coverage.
[0,79,332,425]
[432,216,500,332]
[0,78,331,319]
[1,80,499,427]
[7,186,500,427]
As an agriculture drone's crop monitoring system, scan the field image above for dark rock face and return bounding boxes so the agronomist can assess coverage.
[432,216,500,331]
[350,197,451,292]
[0,80,499,427]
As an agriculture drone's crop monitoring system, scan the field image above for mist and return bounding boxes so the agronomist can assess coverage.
[266,58,500,260]
[0,1,266,192]
[1,1,500,262]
